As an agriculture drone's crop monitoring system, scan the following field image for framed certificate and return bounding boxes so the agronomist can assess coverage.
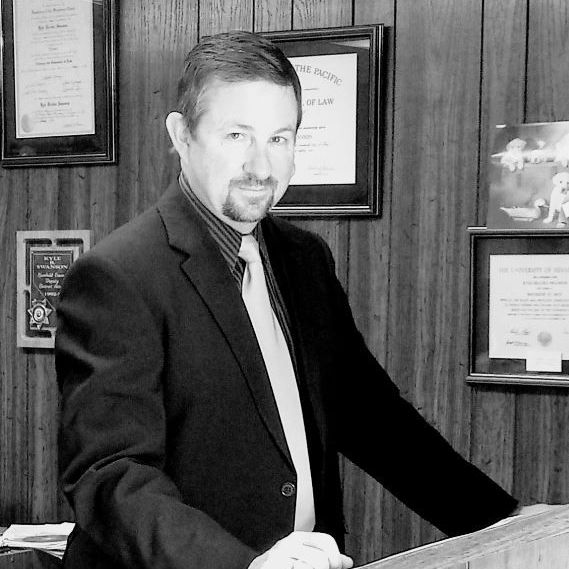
[468,227,569,387]
[0,0,118,167]
[263,24,384,216]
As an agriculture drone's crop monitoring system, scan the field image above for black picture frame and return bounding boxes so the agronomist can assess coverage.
[0,0,118,167]
[468,227,569,387]
[262,24,384,216]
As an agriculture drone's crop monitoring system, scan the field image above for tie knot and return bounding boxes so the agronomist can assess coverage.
[238,234,261,265]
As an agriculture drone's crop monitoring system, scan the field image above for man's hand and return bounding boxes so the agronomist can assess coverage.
[248,531,354,569]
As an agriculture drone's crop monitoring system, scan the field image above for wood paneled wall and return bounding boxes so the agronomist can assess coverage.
[1,0,569,565]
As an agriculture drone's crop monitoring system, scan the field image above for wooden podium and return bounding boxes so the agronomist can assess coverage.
[359,505,569,569]
[0,548,61,569]
[3,508,569,568]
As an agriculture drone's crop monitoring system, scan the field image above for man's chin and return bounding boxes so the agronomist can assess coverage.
[223,194,274,223]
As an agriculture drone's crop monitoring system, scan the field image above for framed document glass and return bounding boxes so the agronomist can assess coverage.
[468,227,569,387]
[263,25,384,216]
[1,0,118,167]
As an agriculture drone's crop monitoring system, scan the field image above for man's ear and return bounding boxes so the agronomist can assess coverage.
[165,112,191,157]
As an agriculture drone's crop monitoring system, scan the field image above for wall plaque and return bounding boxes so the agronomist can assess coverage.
[17,230,91,348]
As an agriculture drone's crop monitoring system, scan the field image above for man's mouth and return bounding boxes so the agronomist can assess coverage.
[239,185,268,192]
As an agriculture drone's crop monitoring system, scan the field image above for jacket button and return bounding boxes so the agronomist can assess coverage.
[281,482,296,497]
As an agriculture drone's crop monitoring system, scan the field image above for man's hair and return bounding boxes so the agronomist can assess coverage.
[176,30,302,132]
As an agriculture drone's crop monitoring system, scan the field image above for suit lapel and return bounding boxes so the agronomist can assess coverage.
[156,183,292,467]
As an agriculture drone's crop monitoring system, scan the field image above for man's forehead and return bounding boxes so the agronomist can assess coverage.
[198,79,298,125]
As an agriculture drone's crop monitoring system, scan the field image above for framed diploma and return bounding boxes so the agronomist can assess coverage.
[16,229,91,348]
[468,227,569,387]
[263,25,384,216]
[0,0,118,167]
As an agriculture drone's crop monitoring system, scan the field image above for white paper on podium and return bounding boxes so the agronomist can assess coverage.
[0,522,74,559]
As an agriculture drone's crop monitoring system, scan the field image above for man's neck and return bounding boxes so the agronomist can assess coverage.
[179,172,259,235]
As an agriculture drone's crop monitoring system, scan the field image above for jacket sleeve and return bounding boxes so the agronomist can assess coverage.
[56,252,258,569]
[316,241,519,537]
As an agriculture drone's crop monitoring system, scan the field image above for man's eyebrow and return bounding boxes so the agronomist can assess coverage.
[223,123,253,131]
[222,123,297,136]
[274,126,296,134]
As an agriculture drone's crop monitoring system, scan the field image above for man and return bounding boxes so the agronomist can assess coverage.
[56,31,518,569]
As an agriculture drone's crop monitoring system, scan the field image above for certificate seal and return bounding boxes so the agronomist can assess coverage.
[537,330,553,347]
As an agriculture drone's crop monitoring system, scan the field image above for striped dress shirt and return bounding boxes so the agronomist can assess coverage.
[178,174,296,362]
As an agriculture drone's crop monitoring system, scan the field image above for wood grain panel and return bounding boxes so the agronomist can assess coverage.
[26,353,59,522]
[512,0,569,508]
[82,168,117,245]
[469,386,516,492]
[390,0,482,440]
[354,0,394,26]
[0,170,61,524]
[478,0,527,218]
[383,0,483,558]
[255,0,292,31]
[0,548,61,569]
[526,0,569,123]
[57,168,92,231]
[0,171,29,525]
[117,1,198,226]
[342,1,395,564]
[25,170,60,523]
[469,0,527,498]
[199,0,253,35]
[293,0,351,28]
[513,390,554,503]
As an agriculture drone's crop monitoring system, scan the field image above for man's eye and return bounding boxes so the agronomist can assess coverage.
[228,132,244,140]
[271,136,287,145]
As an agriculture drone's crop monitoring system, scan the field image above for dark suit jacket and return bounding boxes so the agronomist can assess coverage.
[56,182,517,569]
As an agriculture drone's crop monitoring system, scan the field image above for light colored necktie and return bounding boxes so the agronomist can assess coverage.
[238,234,315,532]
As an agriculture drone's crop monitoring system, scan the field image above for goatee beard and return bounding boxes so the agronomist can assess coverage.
[222,174,279,222]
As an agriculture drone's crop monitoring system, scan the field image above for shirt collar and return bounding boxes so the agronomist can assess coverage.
[178,173,265,269]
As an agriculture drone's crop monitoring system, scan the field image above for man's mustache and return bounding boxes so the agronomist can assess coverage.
[229,174,278,191]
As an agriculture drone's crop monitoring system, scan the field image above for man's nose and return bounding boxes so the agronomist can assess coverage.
[243,142,271,180]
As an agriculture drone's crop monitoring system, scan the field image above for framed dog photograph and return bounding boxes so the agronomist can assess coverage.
[486,121,569,230]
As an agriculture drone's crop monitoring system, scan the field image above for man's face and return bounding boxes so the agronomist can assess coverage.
[181,79,298,233]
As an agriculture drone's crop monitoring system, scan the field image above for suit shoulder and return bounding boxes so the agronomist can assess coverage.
[264,215,331,253]
[81,206,167,270]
